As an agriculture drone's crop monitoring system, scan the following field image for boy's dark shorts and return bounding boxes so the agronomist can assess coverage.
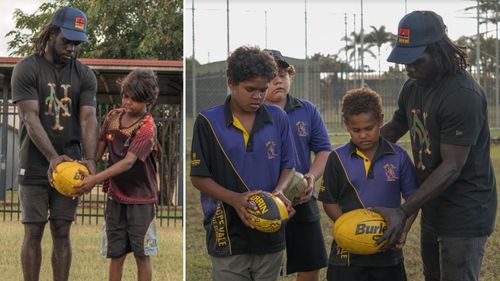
[102,197,157,258]
[326,262,407,281]
[19,184,78,223]
[285,220,328,274]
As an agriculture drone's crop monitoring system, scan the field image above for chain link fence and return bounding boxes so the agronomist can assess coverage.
[186,59,499,142]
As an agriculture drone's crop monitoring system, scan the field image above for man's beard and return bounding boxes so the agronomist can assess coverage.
[414,62,439,87]
[51,47,73,65]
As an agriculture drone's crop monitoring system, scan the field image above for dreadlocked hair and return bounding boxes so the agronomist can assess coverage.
[426,35,468,75]
[32,24,60,56]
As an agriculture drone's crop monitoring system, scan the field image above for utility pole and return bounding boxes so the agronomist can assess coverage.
[226,0,230,58]
[226,0,230,95]
[353,13,357,87]
[265,11,268,48]
[360,0,365,87]
[476,0,481,85]
[344,13,349,88]
[304,0,309,100]
[496,0,499,127]
[191,0,196,120]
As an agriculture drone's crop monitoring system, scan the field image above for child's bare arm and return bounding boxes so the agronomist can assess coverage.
[72,151,138,196]
[95,140,107,161]
[323,202,343,221]
[191,175,260,228]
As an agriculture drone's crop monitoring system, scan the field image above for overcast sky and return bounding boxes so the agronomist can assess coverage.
[0,0,46,57]
[0,0,490,72]
[184,0,486,71]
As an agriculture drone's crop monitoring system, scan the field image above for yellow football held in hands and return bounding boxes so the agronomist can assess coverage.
[51,161,89,196]
[246,192,288,233]
[333,209,388,255]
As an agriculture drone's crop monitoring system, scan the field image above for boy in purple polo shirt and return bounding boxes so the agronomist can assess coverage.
[318,87,418,281]
[264,49,331,281]
[190,46,297,281]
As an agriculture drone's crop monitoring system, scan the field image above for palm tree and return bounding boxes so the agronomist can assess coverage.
[462,35,498,73]
[339,31,376,73]
[465,0,499,25]
[310,53,351,72]
[365,25,395,76]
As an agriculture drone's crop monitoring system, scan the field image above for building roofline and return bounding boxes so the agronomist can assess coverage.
[0,56,183,104]
[0,57,183,70]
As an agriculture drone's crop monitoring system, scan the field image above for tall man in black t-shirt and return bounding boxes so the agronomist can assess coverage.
[375,11,497,281]
[11,7,97,281]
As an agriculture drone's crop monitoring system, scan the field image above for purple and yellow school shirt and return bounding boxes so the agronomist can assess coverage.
[284,95,332,222]
[190,96,296,257]
[318,138,418,267]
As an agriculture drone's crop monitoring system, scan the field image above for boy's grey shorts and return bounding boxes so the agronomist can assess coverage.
[211,251,283,281]
[19,184,78,223]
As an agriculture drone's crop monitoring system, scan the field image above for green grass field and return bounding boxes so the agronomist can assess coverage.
[185,145,500,281]
[0,222,183,281]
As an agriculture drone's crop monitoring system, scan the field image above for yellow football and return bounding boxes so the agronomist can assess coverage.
[333,209,388,255]
[51,161,89,196]
[246,192,288,233]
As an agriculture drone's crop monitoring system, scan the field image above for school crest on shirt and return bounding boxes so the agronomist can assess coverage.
[383,163,398,182]
[265,141,277,159]
[296,121,308,137]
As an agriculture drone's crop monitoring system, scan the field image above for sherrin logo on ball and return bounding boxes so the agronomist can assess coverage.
[333,209,388,255]
[51,161,89,196]
[246,192,288,233]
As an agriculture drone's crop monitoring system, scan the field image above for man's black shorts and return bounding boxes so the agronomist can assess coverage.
[285,220,328,274]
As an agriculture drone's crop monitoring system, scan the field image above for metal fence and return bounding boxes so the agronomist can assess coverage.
[0,101,182,227]
[186,60,500,140]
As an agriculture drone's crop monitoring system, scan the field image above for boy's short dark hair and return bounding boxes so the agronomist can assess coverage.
[341,87,383,121]
[226,46,277,85]
[120,69,159,109]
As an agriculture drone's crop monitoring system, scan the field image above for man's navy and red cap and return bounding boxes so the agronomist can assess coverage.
[264,49,290,68]
[387,11,445,64]
[50,7,89,43]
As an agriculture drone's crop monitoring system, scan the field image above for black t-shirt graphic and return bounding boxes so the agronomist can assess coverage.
[393,72,497,237]
[12,54,97,185]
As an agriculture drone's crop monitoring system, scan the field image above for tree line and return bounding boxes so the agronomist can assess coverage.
[6,0,183,60]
